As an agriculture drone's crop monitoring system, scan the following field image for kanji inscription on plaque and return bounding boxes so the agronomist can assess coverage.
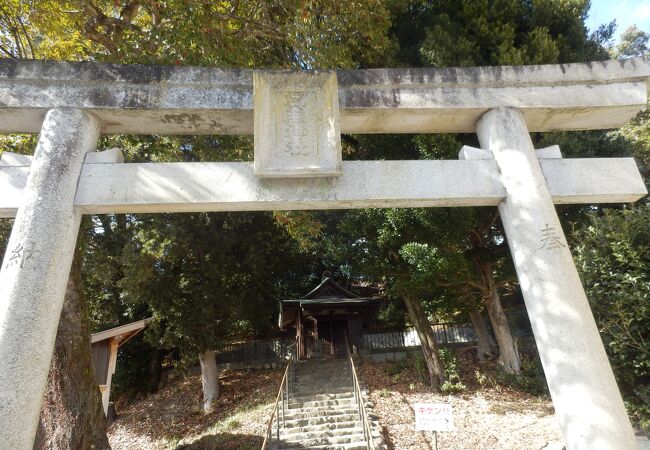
[253,71,342,178]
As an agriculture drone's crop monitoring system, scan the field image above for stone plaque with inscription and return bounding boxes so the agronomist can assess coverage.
[253,71,342,178]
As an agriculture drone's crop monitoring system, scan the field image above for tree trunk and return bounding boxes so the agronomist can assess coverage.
[199,350,219,413]
[484,288,521,373]
[468,308,496,362]
[472,257,521,374]
[147,348,162,394]
[480,263,521,374]
[402,295,446,390]
[34,246,110,450]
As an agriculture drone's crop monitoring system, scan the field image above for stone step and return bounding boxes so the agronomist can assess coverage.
[296,381,352,389]
[297,381,351,386]
[271,442,368,450]
[297,363,349,370]
[298,363,349,368]
[298,362,349,367]
[269,358,374,450]
[280,427,364,443]
[275,413,361,429]
[292,386,354,397]
[299,362,348,366]
[289,398,356,409]
[296,377,352,385]
[280,421,363,436]
[290,392,355,403]
[297,358,348,364]
[279,407,360,421]
[297,381,351,387]
[281,432,367,446]
[298,371,350,377]
[298,372,350,379]
[298,363,349,369]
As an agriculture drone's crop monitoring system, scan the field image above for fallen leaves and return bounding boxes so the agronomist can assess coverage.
[360,357,563,450]
[108,369,283,449]
[108,354,563,450]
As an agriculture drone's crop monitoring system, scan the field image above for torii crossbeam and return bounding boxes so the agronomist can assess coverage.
[0,154,645,215]
[0,58,648,450]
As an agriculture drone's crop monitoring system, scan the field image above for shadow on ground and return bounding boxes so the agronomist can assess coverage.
[109,369,283,446]
[175,432,263,450]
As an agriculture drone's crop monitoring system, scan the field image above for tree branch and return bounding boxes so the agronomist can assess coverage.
[0,43,17,58]
[16,16,35,59]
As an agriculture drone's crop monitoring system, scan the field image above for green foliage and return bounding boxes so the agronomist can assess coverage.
[411,352,429,383]
[117,211,309,355]
[272,211,324,253]
[407,349,466,391]
[390,0,609,68]
[384,350,465,391]
[110,334,155,398]
[1,0,392,69]
[474,369,488,387]
[385,357,412,377]
[497,352,549,396]
[0,0,90,60]
[438,348,466,393]
[0,219,12,264]
[377,388,391,398]
[614,25,650,58]
[618,103,650,192]
[224,419,241,431]
[573,206,650,428]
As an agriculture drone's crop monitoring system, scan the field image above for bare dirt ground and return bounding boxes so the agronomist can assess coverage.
[109,355,563,449]
[359,354,563,450]
[108,369,281,449]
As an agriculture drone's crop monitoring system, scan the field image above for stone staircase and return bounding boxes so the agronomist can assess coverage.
[268,357,376,450]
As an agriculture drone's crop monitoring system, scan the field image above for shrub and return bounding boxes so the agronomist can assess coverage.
[573,206,650,430]
[497,351,549,396]
[438,348,466,393]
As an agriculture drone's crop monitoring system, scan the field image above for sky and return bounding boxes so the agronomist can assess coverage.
[587,0,650,42]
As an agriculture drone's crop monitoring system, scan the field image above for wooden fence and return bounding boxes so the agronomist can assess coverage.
[216,338,293,368]
[214,310,532,367]
[360,323,476,354]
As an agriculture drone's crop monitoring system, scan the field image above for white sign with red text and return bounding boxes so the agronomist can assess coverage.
[414,402,454,432]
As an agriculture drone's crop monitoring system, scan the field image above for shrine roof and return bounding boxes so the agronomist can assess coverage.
[279,278,382,329]
[301,277,360,300]
[282,297,380,307]
[280,277,380,306]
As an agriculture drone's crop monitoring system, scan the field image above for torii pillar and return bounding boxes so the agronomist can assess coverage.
[0,109,99,449]
[474,107,639,449]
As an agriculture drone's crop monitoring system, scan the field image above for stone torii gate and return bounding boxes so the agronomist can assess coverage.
[0,58,648,449]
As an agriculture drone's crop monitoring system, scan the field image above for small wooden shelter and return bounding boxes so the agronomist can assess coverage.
[279,276,381,359]
[90,318,151,415]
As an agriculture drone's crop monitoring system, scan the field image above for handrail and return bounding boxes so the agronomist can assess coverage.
[260,362,290,449]
[344,331,376,450]
[261,339,298,450]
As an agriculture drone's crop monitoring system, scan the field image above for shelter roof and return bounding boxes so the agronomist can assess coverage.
[91,318,152,345]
